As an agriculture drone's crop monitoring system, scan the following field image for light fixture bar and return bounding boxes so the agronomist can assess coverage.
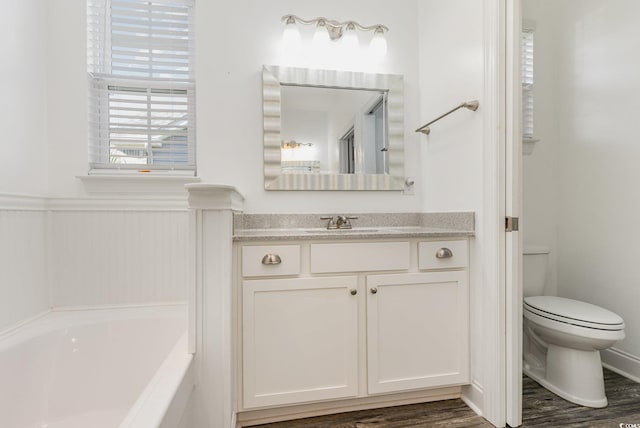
[281,15,388,38]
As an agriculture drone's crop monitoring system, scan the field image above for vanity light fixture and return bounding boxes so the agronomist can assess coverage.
[282,15,302,53]
[281,15,388,56]
[369,26,388,57]
[282,140,313,150]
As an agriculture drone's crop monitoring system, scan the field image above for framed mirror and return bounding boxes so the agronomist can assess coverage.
[263,65,404,190]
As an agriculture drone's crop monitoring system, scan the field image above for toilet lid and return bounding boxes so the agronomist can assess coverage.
[524,296,625,330]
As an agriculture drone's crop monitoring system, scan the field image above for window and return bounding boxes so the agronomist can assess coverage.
[87,0,195,172]
[521,27,534,139]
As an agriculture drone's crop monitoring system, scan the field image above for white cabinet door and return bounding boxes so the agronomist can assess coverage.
[242,276,359,409]
[366,271,469,394]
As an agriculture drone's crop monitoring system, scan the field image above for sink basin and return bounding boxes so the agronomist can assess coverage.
[307,228,379,233]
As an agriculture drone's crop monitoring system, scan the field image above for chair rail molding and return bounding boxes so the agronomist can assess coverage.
[0,192,190,212]
[0,193,48,211]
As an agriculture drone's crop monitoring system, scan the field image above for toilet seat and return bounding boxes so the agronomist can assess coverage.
[524,296,625,331]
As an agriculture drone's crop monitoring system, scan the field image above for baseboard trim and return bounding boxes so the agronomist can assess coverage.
[461,381,484,417]
[602,347,640,384]
[236,387,462,427]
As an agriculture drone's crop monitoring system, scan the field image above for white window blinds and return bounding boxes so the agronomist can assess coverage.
[521,29,534,139]
[87,0,195,171]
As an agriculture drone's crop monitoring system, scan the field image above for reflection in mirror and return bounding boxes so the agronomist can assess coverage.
[263,65,404,191]
[280,86,388,175]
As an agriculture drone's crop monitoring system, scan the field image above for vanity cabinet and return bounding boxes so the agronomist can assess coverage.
[238,238,469,412]
[242,276,359,408]
[366,271,469,394]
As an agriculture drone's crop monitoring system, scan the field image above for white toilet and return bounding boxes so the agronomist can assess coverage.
[523,245,625,408]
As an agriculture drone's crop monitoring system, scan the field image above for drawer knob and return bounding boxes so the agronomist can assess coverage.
[435,248,453,259]
[261,253,282,265]
[370,287,378,295]
[350,288,357,295]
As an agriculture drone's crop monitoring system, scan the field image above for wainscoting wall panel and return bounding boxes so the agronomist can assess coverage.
[0,207,48,330]
[50,209,190,307]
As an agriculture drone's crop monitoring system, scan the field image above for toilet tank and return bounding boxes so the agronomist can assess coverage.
[523,244,550,297]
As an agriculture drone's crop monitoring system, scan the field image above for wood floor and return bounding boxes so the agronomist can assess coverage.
[250,369,640,427]
[521,368,640,427]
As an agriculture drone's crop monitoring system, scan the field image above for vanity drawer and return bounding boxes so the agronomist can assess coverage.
[418,240,468,270]
[242,245,301,277]
[311,242,410,273]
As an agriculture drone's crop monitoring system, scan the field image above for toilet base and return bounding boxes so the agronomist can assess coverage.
[524,344,608,408]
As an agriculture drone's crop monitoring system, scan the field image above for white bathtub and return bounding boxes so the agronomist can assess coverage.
[0,305,193,428]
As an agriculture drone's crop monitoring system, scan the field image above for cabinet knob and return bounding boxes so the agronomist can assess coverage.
[435,248,453,259]
[370,287,378,294]
[261,253,282,265]
[350,288,357,295]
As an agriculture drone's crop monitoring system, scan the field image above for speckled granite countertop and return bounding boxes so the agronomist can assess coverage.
[233,212,474,241]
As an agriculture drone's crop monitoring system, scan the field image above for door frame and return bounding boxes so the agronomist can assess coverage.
[481,0,522,426]
[505,0,523,426]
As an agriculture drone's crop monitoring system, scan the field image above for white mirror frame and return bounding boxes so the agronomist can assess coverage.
[263,65,404,190]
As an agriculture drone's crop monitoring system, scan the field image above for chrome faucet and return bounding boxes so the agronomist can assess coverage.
[320,216,337,229]
[321,215,358,230]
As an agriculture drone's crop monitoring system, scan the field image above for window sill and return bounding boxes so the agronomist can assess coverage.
[77,172,201,194]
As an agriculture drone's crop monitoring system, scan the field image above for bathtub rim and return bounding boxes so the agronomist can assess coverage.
[0,302,187,351]
[0,302,192,428]
[118,331,194,428]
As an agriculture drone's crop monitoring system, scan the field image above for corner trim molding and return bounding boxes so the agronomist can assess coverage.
[186,184,245,211]
[481,0,507,426]
[462,381,485,417]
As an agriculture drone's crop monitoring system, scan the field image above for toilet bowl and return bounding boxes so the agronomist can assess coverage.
[523,245,626,408]
[523,295,625,407]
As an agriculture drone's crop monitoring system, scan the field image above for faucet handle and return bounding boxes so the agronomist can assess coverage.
[320,216,337,229]
[336,215,358,229]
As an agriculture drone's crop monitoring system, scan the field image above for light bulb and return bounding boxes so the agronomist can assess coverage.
[369,27,387,57]
[312,21,330,55]
[341,23,359,53]
[282,18,301,54]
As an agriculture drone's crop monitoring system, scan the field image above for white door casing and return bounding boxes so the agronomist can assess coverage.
[505,0,523,426]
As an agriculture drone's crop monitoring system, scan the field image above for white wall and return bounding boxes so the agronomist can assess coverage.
[43,0,423,212]
[0,0,48,195]
[523,0,640,366]
[46,0,90,197]
[197,0,421,212]
[417,1,484,213]
[0,207,48,330]
[555,0,640,361]
[0,196,190,331]
[417,0,485,408]
[0,1,50,330]
[50,209,189,308]
[521,1,561,296]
